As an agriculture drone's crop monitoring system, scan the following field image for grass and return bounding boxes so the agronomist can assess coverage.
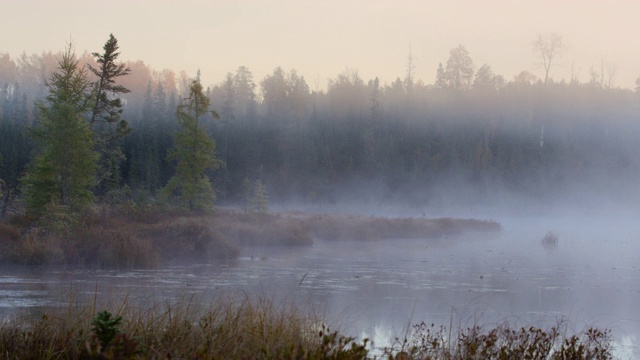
[0,294,367,359]
[0,295,613,359]
[303,214,501,241]
[385,321,613,360]
[0,210,240,268]
[0,207,501,268]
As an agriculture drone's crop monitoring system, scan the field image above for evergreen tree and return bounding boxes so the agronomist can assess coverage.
[233,66,257,119]
[21,47,98,216]
[164,80,221,211]
[0,153,7,219]
[435,63,447,89]
[250,179,269,214]
[88,34,131,191]
[240,177,251,213]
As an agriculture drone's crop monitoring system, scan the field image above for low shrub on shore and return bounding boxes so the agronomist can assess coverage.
[385,321,613,359]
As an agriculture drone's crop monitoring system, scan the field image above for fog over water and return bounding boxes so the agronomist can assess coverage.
[3,205,640,356]
[3,1,640,358]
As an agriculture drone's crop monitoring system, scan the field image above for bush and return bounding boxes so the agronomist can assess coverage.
[386,321,613,360]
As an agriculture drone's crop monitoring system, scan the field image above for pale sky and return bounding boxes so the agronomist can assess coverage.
[3,0,640,90]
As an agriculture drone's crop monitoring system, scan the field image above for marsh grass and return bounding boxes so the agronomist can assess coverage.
[0,294,615,359]
[0,211,240,268]
[304,214,501,241]
[0,208,501,268]
[213,211,313,246]
[0,294,368,359]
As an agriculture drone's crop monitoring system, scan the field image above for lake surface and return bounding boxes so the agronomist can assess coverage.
[2,214,640,357]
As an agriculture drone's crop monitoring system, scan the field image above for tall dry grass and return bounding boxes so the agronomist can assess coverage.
[213,211,313,246]
[0,294,368,359]
[0,208,501,268]
[0,211,240,268]
[305,214,501,241]
[0,294,614,359]
[385,321,613,360]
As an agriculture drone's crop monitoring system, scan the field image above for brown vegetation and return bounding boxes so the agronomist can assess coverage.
[0,295,367,359]
[0,207,501,268]
[542,231,559,250]
[0,210,239,268]
[0,295,613,359]
[303,213,501,241]
[385,321,612,359]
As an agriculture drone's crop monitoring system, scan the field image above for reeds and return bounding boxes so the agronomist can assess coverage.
[0,209,501,268]
[0,295,614,359]
[0,212,240,268]
[0,294,367,359]
[385,321,613,360]
[305,214,501,241]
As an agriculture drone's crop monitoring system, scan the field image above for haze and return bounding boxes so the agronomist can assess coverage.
[4,0,640,90]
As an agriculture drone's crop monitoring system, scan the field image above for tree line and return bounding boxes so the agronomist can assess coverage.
[1,34,640,219]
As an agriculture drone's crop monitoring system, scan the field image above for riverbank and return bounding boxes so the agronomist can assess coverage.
[0,295,613,359]
[0,208,501,268]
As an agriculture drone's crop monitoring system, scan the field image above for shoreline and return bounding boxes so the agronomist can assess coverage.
[0,207,501,269]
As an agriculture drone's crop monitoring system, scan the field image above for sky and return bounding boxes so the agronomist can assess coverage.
[3,0,640,90]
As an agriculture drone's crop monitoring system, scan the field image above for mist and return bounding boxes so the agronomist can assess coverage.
[3,2,640,357]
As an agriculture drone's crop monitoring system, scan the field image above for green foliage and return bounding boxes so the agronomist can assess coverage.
[251,179,269,213]
[164,80,221,211]
[86,310,141,358]
[20,46,98,218]
[91,310,122,350]
[240,177,251,213]
[88,34,132,192]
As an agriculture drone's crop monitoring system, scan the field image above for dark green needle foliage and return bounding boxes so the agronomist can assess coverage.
[88,34,131,191]
[164,80,221,211]
[21,46,98,217]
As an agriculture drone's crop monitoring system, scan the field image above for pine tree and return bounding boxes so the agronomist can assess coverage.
[251,179,269,214]
[88,34,131,191]
[240,177,251,214]
[21,47,98,216]
[164,80,221,211]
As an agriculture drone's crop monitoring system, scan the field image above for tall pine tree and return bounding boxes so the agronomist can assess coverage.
[164,80,221,211]
[88,34,131,192]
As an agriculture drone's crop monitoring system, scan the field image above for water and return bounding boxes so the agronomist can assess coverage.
[1,215,640,357]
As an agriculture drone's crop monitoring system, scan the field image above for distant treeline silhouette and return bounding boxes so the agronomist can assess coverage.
[1,49,639,207]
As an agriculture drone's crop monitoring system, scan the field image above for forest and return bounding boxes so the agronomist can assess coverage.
[1,35,640,217]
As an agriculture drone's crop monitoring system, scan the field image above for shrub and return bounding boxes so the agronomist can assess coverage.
[385,321,613,360]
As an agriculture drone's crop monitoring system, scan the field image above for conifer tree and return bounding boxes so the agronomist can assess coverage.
[164,80,221,211]
[21,47,98,216]
[88,34,131,191]
[251,179,269,214]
